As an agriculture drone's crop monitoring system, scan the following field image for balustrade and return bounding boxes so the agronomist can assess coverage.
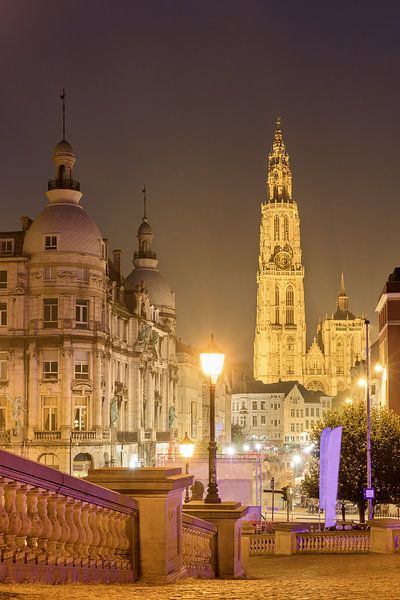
[182,514,216,578]
[0,449,137,583]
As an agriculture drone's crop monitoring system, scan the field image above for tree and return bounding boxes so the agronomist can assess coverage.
[301,403,400,522]
[231,423,246,446]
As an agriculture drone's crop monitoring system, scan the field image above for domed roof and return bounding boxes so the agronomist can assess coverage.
[126,267,175,309]
[54,139,75,156]
[138,219,152,235]
[23,202,103,258]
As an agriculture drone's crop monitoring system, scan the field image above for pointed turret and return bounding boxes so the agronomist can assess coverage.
[133,186,158,269]
[334,273,354,319]
[267,117,292,203]
[47,90,80,195]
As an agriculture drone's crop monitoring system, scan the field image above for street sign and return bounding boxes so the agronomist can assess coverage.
[364,487,375,500]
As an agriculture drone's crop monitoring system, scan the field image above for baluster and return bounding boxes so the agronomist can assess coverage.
[72,501,84,564]
[16,485,32,561]
[96,508,108,565]
[56,495,71,564]
[80,503,92,566]
[27,488,42,561]
[88,505,100,565]
[4,482,21,560]
[37,492,52,562]
[0,478,9,553]
[104,509,117,566]
[46,494,61,564]
[65,499,78,563]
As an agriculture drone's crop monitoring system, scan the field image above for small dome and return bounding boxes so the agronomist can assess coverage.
[54,139,74,156]
[126,267,174,309]
[23,203,103,258]
[138,219,152,235]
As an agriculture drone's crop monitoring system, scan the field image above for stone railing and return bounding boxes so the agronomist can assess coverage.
[182,513,217,578]
[249,532,276,555]
[296,531,370,553]
[0,449,138,583]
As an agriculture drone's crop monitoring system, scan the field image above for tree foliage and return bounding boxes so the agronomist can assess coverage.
[301,403,400,519]
[231,423,246,445]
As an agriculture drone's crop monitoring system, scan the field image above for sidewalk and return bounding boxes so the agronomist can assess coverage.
[0,554,399,599]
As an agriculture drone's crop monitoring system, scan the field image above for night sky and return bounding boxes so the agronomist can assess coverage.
[1,1,400,364]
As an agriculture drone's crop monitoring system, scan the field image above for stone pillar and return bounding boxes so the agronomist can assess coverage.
[93,350,102,436]
[369,519,400,553]
[274,522,306,555]
[183,500,248,578]
[85,466,192,583]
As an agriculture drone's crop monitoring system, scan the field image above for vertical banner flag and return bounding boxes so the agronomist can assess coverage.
[319,426,343,529]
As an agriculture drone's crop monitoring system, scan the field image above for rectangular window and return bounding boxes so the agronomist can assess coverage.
[261,401,265,410]
[76,300,89,327]
[306,420,309,429]
[0,239,13,256]
[43,298,58,327]
[0,303,7,326]
[42,396,58,431]
[311,408,315,417]
[43,360,58,379]
[73,392,90,431]
[252,416,257,427]
[261,415,266,425]
[44,235,58,250]
[44,266,56,282]
[291,409,295,417]
[0,271,7,289]
[252,401,257,410]
[74,350,89,380]
[77,268,89,283]
[0,397,6,431]
[316,408,320,417]
[305,408,309,417]
[0,353,7,380]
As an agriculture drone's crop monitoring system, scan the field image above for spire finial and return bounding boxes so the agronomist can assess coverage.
[276,116,282,130]
[142,185,147,221]
[339,272,346,295]
[60,88,66,140]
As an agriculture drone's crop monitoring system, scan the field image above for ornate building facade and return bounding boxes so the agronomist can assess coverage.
[254,120,366,395]
[0,133,178,474]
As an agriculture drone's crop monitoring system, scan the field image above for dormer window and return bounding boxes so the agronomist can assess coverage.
[44,235,58,251]
[0,239,13,256]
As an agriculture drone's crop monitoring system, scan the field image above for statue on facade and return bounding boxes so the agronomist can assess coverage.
[110,397,119,425]
[191,480,204,501]
[168,404,177,430]
[11,396,24,436]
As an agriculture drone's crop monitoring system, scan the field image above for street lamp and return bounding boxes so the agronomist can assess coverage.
[200,334,225,504]
[365,319,373,520]
[179,432,195,503]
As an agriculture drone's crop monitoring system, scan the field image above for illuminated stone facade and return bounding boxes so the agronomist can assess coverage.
[0,135,177,473]
[254,121,366,395]
[254,119,306,384]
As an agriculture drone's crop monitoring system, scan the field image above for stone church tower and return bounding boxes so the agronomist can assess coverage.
[254,119,306,383]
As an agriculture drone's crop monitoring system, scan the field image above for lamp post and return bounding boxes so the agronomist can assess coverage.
[179,432,195,503]
[365,319,373,520]
[200,334,225,504]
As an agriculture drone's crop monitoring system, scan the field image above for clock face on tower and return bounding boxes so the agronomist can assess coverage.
[274,251,292,270]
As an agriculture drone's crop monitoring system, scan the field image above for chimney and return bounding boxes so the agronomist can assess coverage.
[20,216,33,232]
[113,249,122,278]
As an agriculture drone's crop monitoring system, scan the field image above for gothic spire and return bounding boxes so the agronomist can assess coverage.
[337,273,349,314]
[267,117,292,203]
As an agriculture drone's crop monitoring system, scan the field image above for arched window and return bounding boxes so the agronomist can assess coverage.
[38,453,59,470]
[274,215,279,241]
[286,286,294,324]
[284,216,289,241]
[275,285,280,323]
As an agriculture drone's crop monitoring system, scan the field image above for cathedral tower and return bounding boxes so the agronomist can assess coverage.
[254,119,306,383]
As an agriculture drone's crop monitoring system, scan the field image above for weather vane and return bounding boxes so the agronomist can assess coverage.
[142,185,147,221]
[60,88,66,140]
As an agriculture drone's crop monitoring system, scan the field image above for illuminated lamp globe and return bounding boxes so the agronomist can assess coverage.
[374,363,384,374]
[358,378,367,388]
[200,334,225,384]
[179,433,195,459]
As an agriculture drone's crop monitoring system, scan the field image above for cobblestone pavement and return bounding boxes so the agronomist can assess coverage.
[1,554,400,600]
